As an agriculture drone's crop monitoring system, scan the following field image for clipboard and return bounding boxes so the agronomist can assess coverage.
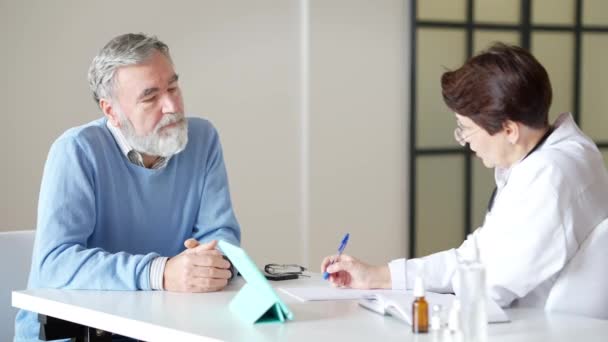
[218,241,294,324]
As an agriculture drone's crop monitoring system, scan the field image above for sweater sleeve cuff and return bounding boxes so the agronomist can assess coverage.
[388,258,407,290]
[150,256,169,290]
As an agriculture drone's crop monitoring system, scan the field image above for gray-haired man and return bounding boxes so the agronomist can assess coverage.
[15,33,240,341]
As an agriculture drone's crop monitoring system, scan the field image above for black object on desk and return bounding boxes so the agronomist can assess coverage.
[264,272,299,281]
[263,263,307,281]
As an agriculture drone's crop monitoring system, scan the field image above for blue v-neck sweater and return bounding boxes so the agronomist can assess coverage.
[15,117,240,341]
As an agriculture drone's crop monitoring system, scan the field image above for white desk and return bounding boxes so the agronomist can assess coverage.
[12,275,608,341]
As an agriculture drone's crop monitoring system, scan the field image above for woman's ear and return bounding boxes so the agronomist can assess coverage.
[503,120,520,145]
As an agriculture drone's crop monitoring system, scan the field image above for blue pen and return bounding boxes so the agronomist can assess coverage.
[323,233,350,280]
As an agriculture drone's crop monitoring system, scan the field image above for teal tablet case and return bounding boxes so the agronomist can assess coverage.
[218,241,294,324]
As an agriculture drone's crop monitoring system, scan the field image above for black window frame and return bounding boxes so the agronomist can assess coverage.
[409,0,608,258]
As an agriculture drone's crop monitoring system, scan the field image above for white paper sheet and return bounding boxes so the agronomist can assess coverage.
[278,286,396,301]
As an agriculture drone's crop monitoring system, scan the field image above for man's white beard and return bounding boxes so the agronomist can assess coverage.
[117,110,189,158]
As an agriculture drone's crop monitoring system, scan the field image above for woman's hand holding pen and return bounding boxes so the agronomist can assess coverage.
[320,254,392,289]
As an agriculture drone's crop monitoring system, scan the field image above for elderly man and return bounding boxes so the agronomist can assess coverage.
[14,33,241,341]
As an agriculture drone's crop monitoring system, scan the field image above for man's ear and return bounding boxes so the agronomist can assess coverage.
[100,98,120,127]
[503,120,520,145]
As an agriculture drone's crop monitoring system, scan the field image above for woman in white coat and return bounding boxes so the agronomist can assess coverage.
[321,43,608,309]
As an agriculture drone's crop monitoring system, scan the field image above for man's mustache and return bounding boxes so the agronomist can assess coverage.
[156,113,186,131]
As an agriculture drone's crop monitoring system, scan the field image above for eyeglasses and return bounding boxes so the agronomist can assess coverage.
[454,122,480,146]
[264,264,309,277]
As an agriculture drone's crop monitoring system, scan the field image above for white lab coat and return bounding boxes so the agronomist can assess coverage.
[390,113,608,308]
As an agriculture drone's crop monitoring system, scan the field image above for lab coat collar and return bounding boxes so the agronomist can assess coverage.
[493,112,577,189]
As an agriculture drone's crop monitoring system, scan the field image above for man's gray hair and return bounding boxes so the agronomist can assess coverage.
[88,33,171,106]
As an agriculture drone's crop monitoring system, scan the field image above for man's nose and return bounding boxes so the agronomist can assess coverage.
[161,94,179,114]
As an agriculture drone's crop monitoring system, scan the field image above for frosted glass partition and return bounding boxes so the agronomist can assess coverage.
[581,34,608,141]
[474,30,520,54]
[475,0,519,24]
[583,0,608,26]
[418,0,466,22]
[472,158,495,230]
[417,29,466,148]
[416,156,465,257]
[532,0,574,25]
[532,33,574,123]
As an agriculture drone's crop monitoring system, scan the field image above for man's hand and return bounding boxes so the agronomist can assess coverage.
[320,254,392,289]
[163,239,232,292]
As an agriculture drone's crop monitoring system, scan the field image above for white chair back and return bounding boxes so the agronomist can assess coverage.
[545,218,608,319]
[0,230,35,341]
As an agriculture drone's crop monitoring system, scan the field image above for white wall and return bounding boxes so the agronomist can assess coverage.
[0,0,409,269]
[308,0,408,266]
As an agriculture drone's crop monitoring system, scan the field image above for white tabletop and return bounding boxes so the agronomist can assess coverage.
[12,275,608,342]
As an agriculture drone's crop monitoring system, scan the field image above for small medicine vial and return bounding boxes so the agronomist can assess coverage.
[412,275,429,333]
[430,304,443,331]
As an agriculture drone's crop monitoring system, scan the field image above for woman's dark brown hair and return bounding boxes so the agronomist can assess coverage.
[441,42,552,134]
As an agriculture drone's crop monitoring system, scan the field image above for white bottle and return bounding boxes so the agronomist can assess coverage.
[429,304,443,342]
[430,304,443,331]
[458,234,488,342]
[445,299,463,342]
